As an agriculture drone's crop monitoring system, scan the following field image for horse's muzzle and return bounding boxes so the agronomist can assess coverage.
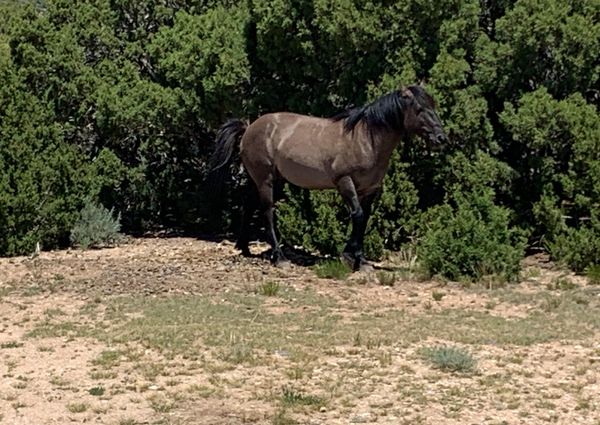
[428,133,448,151]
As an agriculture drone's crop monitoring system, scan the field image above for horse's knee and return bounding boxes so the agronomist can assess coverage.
[350,207,364,222]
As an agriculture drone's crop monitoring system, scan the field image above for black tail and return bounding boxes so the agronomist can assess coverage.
[206,119,248,196]
[209,119,248,172]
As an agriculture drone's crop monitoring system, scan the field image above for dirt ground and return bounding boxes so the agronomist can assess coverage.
[0,237,599,425]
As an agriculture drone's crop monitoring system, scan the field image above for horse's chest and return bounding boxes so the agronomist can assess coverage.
[353,159,389,195]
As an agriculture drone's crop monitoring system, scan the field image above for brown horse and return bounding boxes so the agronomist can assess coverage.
[209,85,447,270]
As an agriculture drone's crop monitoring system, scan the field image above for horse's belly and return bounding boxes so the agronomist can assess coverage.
[276,158,333,189]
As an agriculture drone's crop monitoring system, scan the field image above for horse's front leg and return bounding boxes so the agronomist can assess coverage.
[337,177,374,271]
[347,191,378,271]
[354,190,378,263]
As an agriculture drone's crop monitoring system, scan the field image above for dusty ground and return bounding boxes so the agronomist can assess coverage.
[0,237,599,425]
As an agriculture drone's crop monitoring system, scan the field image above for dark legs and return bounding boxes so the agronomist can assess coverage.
[235,190,258,257]
[337,177,376,271]
[257,175,287,265]
[239,173,375,271]
[236,174,287,265]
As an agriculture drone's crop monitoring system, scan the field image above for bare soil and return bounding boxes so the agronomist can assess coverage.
[1,238,599,425]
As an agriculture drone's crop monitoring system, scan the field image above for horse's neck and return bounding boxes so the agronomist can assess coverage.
[372,129,403,162]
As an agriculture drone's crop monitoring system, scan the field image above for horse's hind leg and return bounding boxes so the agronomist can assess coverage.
[235,188,259,257]
[257,175,288,266]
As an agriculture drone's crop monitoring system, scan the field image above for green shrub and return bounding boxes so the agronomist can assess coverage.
[418,189,527,282]
[257,281,280,296]
[586,265,600,285]
[365,154,420,257]
[281,387,325,407]
[547,216,600,273]
[70,201,122,249]
[313,259,351,280]
[501,89,600,241]
[420,345,476,373]
[376,271,396,287]
[88,386,105,396]
[278,187,347,257]
[431,291,445,302]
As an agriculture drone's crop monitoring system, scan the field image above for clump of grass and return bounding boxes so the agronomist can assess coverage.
[12,381,27,390]
[540,294,563,312]
[49,375,70,388]
[586,264,600,285]
[12,401,26,409]
[148,394,178,413]
[218,343,255,365]
[314,259,351,280]
[90,370,117,380]
[272,408,298,425]
[376,271,396,287]
[420,345,476,373]
[37,345,55,352]
[547,276,576,291]
[188,384,217,398]
[44,308,66,318]
[88,386,105,396]
[257,281,280,296]
[1,341,23,349]
[92,350,122,368]
[353,332,362,347]
[432,291,445,302]
[67,402,89,413]
[479,273,507,290]
[281,387,325,408]
[285,366,307,380]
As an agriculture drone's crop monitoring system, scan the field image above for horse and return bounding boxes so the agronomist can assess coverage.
[209,85,447,270]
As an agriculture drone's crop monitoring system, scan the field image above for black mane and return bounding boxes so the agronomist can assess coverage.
[332,85,432,136]
[332,91,405,135]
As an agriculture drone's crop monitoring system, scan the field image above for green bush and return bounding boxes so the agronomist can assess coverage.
[70,201,122,249]
[256,281,280,297]
[501,89,600,225]
[277,187,348,257]
[313,259,351,280]
[0,68,95,255]
[418,189,527,282]
[420,345,476,373]
[586,264,600,285]
[546,215,600,273]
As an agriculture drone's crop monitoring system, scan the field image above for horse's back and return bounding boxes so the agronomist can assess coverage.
[240,112,347,189]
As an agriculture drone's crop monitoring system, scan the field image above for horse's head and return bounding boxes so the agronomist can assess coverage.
[401,85,447,149]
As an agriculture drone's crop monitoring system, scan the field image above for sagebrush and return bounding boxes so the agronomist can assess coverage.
[70,201,122,249]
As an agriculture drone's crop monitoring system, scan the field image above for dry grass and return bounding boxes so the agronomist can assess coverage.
[1,238,599,425]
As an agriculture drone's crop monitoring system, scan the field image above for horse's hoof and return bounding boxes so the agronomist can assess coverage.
[274,259,291,269]
[239,248,252,257]
[358,262,374,273]
[341,252,371,272]
[341,252,355,268]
